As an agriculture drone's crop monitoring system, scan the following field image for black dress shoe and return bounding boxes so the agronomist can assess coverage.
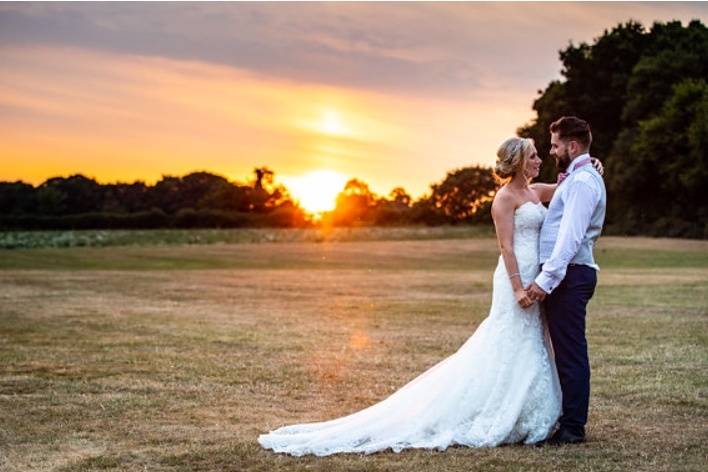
[544,427,585,446]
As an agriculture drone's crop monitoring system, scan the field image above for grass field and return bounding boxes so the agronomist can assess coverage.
[0,231,706,471]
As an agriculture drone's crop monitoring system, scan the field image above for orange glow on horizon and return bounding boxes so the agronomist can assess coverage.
[0,45,531,198]
[281,170,349,214]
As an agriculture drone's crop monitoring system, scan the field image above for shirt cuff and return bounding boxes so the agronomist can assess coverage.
[535,271,559,294]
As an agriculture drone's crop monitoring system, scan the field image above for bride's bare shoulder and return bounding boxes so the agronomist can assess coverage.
[492,185,516,215]
[493,184,515,202]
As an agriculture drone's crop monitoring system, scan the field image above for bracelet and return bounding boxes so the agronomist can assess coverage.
[508,272,520,279]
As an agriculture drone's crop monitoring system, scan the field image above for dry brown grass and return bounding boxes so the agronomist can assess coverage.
[0,236,706,471]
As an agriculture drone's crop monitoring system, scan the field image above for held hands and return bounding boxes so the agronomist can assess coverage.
[515,288,533,309]
[516,283,547,308]
[525,282,547,302]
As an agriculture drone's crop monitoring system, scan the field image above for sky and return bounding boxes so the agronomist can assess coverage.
[1,2,706,207]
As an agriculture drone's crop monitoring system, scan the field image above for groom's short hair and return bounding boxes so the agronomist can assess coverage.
[550,116,592,149]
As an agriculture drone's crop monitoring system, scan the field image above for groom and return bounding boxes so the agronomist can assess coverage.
[526,116,607,445]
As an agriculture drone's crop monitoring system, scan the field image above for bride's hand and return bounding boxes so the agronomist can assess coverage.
[591,157,604,176]
[515,289,533,309]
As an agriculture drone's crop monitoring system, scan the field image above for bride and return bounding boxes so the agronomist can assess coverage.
[259,138,596,456]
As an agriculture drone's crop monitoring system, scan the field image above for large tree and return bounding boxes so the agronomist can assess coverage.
[518,20,648,182]
[608,79,708,236]
[328,179,378,226]
[0,181,36,214]
[36,174,103,215]
[415,166,498,225]
[518,19,708,237]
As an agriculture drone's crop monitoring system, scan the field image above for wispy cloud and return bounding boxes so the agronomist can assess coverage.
[2,3,703,98]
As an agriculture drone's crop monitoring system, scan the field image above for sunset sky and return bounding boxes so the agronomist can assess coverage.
[1,2,706,210]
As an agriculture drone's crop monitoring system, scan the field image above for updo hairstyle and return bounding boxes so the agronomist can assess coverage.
[494,137,533,180]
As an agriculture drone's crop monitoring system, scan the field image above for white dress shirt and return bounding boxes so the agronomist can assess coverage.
[535,153,604,294]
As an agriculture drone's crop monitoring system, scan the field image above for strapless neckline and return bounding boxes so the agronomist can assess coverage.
[515,201,543,213]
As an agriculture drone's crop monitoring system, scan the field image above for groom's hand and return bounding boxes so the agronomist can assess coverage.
[526,282,547,302]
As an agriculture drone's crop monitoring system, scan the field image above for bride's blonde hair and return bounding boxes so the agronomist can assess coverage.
[495,137,534,180]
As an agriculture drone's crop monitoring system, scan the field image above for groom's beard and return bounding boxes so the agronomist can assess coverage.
[556,149,572,173]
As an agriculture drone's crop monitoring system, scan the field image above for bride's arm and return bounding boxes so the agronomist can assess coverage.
[530,183,556,203]
[531,157,604,203]
[491,193,533,309]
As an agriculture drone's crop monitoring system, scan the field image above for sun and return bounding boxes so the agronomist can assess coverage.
[295,105,355,138]
[282,170,349,214]
[320,109,346,135]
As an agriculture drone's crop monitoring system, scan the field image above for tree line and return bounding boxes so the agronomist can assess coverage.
[1,20,705,237]
[0,169,306,230]
[0,165,498,230]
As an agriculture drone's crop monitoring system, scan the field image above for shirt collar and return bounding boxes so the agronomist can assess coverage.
[568,153,591,173]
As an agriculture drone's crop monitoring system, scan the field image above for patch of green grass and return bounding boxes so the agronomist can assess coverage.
[0,242,500,271]
[596,248,708,269]
[0,226,496,249]
[3,235,706,272]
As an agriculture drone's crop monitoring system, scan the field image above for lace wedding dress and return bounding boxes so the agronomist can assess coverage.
[259,202,561,455]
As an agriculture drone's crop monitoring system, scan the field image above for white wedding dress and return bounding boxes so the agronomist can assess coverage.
[259,202,561,455]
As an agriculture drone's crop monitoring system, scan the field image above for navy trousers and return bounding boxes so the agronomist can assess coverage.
[543,264,597,436]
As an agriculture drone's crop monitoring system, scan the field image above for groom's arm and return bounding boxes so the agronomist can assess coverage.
[534,176,600,294]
